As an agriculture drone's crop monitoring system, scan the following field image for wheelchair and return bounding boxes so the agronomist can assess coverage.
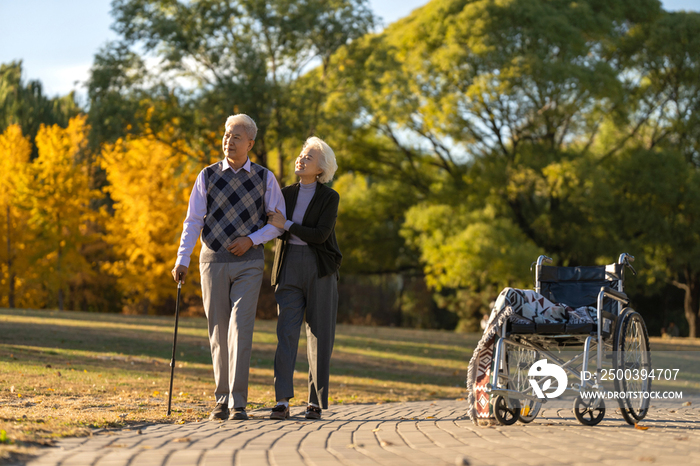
[486,253,651,426]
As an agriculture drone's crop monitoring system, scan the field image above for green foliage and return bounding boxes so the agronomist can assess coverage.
[319,1,700,331]
[334,173,421,274]
[0,62,80,158]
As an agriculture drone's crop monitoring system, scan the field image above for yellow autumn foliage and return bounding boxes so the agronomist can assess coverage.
[29,116,101,309]
[0,124,32,307]
[101,130,201,313]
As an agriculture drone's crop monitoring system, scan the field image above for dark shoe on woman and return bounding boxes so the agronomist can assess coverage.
[209,403,229,420]
[270,404,290,420]
[304,405,322,420]
[229,407,248,420]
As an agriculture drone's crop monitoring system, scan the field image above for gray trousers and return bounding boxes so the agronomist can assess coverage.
[274,245,338,409]
[200,259,264,409]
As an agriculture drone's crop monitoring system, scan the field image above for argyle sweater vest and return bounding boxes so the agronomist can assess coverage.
[199,161,267,263]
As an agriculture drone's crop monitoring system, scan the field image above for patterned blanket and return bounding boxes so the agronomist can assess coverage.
[465,287,596,424]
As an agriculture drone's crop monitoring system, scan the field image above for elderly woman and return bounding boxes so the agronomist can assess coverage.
[266,136,342,420]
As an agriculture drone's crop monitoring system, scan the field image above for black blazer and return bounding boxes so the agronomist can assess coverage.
[271,182,342,286]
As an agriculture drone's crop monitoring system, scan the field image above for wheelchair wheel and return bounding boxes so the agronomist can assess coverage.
[505,345,542,423]
[493,395,520,426]
[573,396,605,426]
[613,309,651,425]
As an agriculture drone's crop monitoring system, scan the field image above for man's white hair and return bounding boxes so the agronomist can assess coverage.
[303,136,338,184]
[225,114,258,140]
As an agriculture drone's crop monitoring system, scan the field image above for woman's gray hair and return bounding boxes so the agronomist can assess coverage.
[304,136,338,184]
[225,114,258,140]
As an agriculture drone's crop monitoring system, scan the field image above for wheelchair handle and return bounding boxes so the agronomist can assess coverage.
[618,253,634,264]
[618,253,636,275]
[538,255,553,266]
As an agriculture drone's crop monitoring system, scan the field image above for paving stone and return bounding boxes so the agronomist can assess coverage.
[16,398,700,466]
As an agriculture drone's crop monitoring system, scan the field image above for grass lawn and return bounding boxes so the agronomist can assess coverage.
[0,308,479,456]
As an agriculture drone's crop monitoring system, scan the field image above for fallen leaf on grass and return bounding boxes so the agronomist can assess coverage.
[682,401,692,407]
[372,428,381,432]
[186,409,193,413]
[425,416,435,419]
[173,437,190,443]
[634,424,650,430]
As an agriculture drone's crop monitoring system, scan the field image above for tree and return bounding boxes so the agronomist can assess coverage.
[98,0,376,183]
[604,11,700,336]
[316,0,677,329]
[100,124,201,313]
[0,61,80,158]
[29,116,101,310]
[0,125,32,307]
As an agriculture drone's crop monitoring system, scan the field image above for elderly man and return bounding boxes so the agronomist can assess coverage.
[172,114,284,421]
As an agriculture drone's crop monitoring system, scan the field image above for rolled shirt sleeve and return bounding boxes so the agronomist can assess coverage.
[247,170,285,245]
[175,170,207,268]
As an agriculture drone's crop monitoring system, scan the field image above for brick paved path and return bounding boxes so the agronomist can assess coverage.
[25,397,700,466]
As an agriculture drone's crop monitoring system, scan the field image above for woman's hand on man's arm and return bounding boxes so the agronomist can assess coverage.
[267,208,287,229]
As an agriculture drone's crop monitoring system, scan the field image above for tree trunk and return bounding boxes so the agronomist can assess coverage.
[395,273,404,327]
[277,142,285,184]
[57,214,64,311]
[682,269,700,338]
[6,204,14,308]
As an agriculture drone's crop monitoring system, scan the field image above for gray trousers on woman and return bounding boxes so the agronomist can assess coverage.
[274,245,338,409]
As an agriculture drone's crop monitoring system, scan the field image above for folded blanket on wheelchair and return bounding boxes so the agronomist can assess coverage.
[465,287,597,424]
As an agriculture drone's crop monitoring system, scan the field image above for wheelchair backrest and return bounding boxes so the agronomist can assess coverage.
[537,264,623,313]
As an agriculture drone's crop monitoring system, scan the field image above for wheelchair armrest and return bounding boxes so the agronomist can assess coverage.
[600,286,629,306]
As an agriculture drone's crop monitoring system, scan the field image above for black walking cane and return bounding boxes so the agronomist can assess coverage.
[167,273,182,416]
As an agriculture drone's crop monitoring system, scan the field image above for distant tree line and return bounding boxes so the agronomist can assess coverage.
[1,0,698,336]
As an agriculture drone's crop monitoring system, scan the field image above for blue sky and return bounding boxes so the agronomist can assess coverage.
[0,0,698,97]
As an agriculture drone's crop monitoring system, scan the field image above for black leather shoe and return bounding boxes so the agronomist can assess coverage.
[229,407,248,420]
[209,403,229,420]
[305,405,322,420]
[270,404,290,420]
